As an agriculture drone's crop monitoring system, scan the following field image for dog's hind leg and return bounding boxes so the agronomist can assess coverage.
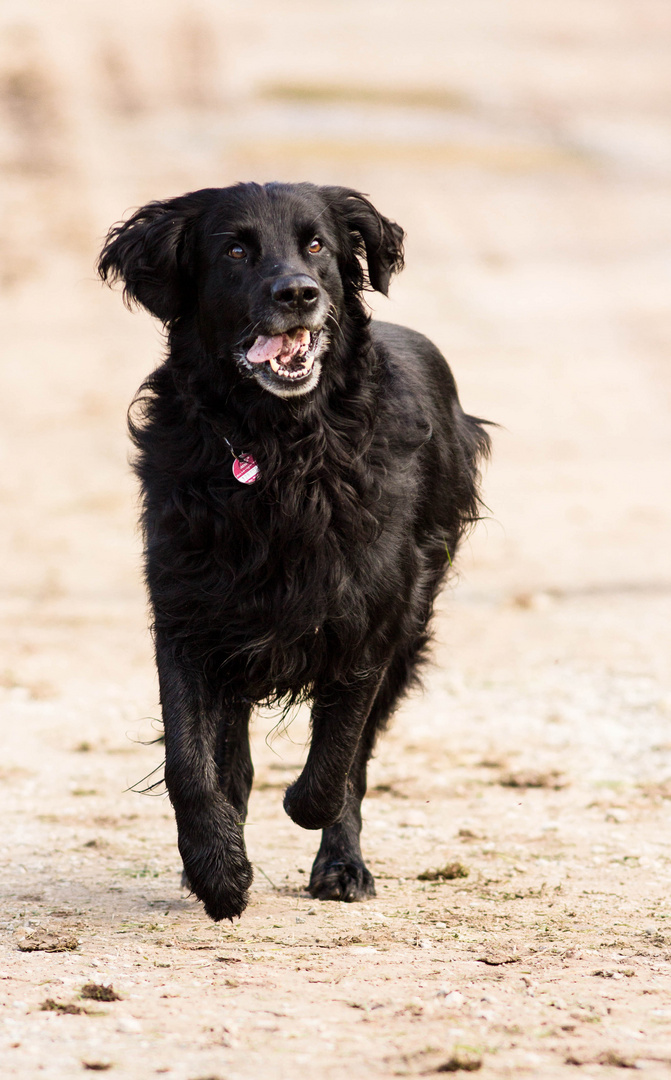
[283,671,385,832]
[306,650,417,902]
[214,703,254,821]
[306,712,377,901]
[157,643,253,921]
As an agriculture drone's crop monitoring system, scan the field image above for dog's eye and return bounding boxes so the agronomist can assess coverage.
[308,238,323,254]
[226,243,246,260]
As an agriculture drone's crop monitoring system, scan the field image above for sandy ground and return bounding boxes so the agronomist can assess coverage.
[2,2,671,1077]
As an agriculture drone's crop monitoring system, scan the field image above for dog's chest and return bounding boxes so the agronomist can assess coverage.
[187,481,373,694]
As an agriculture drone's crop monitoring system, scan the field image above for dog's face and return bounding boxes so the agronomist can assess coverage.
[195,185,344,398]
[99,183,404,399]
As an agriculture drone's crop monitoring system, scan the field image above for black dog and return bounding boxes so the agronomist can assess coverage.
[98,182,489,921]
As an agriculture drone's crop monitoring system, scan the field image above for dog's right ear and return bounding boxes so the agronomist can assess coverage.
[98,198,194,323]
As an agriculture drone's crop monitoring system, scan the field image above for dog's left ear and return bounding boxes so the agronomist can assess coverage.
[323,187,405,295]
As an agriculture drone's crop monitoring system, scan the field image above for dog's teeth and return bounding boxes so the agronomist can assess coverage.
[267,352,315,379]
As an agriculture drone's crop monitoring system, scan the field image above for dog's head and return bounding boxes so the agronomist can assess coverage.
[98,182,404,398]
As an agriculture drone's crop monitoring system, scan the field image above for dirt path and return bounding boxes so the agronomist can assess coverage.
[2,2,671,1077]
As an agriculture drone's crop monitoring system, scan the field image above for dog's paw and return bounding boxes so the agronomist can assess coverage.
[308,856,376,902]
[177,809,253,921]
[283,777,346,831]
[181,846,253,921]
[199,870,252,922]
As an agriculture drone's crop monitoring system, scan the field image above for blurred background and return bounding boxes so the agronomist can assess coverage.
[1,0,670,730]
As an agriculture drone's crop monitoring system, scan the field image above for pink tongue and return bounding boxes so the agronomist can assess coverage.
[246,330,309,366]
[246,334,284,364]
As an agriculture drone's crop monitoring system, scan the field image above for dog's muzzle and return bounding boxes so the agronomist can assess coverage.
[239,326,327,397]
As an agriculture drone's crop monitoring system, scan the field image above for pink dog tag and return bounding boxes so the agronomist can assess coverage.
[232,455,259,484]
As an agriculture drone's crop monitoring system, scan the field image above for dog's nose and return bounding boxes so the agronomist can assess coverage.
[270,274,320,310]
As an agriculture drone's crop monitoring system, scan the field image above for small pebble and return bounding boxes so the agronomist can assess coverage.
[437,989,464,1008]
[116,1017,142,1034]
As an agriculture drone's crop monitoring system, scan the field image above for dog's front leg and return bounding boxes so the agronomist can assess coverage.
[283,671,385,831]
[157,645,253,921]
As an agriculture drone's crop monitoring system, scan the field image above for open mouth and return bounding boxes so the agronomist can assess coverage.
[245,327,320,383]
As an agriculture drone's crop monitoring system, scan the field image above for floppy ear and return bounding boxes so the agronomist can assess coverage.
[322,187,405,295]
[98,198,193,323]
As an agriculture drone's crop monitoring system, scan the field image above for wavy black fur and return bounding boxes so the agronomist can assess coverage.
[98,182,490,920]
